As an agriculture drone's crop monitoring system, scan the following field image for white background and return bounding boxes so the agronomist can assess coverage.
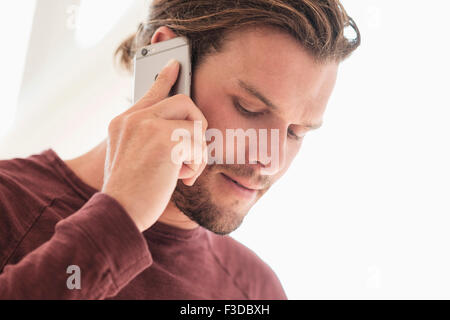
[1,0,449,299]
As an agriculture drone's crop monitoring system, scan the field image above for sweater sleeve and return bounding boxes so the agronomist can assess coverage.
[0,192,152,299]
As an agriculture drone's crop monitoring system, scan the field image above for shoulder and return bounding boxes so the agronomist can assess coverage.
[0,149,72,224]
[0,151,59,267]
[0,150,53,210]
[0,149,80,208]
[207,232,287,299]
[0,150,65,195]
[0,149,73,230]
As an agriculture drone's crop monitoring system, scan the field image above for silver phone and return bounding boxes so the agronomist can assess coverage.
[132,36,192,104]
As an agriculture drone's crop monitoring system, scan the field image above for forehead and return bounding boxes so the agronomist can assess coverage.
[212,26,338,114]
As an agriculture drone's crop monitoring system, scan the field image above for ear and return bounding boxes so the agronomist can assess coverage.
[151,26,178,44]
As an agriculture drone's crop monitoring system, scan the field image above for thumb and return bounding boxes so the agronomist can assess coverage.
[126,59,180,115]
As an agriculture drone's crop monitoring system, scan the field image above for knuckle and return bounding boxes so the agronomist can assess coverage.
[132,116,153,131]
[148,106,164,119]
[108,116,122,133]
[155,72,169,82]
[123,113,137,127]
[143,118,159,132]
[154,74,171,88]
[141,90,157,103]
[122,113,149,135]
[171,93,189,104]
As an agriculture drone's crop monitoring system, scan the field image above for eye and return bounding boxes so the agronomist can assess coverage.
[233,99,265,118]
[233,97,305,141]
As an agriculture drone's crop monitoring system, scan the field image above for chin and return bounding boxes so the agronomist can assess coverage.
[170,163,268,235]
[170,177,250,235]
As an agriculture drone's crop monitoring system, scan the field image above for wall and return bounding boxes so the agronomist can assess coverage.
[1,0,449,299]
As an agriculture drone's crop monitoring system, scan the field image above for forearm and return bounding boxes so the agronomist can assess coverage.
[0,193,152,299]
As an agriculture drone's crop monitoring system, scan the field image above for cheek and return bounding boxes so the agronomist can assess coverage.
[193,88,244,134]
[193,80,228,129]
[191,63,236,129]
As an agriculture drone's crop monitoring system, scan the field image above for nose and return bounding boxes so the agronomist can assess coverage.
[248,125,287,175]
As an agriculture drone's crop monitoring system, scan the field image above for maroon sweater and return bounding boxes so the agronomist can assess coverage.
[0,149,286,299]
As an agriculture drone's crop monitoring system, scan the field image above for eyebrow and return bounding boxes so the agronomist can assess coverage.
[237,79,323,130]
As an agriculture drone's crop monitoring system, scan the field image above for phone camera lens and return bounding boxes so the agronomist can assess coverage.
[141,48,148,56]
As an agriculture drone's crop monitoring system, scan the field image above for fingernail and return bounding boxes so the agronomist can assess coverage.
[165,59,178,69]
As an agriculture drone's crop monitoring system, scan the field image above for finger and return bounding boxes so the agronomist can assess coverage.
[167,120,208,184]
[133,94,208,131]
[181,177,195,186]
[178,164,197,180]
[181,138,208,186]
[124,59,180,115]
[169,120,205,168]
[182,146,208,186]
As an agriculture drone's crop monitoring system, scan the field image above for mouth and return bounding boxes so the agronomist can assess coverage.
[225,175,247,189]
[220,173,258,200]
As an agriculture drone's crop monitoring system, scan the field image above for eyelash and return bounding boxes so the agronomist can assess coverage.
[233,100,304,141]
[233,100,264,118]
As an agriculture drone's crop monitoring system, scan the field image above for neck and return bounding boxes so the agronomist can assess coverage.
[64,140,199,231]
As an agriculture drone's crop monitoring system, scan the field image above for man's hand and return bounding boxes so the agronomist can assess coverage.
[102,59,208,232]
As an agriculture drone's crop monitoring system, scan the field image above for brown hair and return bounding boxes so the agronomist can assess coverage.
[114,0,360,75]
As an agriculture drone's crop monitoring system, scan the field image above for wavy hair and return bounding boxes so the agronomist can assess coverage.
[115,0,360,74]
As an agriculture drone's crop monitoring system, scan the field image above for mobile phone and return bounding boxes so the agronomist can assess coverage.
[132,36,192,104]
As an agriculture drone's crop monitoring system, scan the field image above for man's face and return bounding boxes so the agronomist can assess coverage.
[171,26,338,235]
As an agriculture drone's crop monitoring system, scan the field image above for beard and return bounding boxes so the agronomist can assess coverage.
[170,164,270,235]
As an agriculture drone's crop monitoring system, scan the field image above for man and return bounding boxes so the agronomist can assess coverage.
[0,0,360,299]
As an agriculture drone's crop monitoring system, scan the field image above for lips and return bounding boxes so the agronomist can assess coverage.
[221,173,263,191]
